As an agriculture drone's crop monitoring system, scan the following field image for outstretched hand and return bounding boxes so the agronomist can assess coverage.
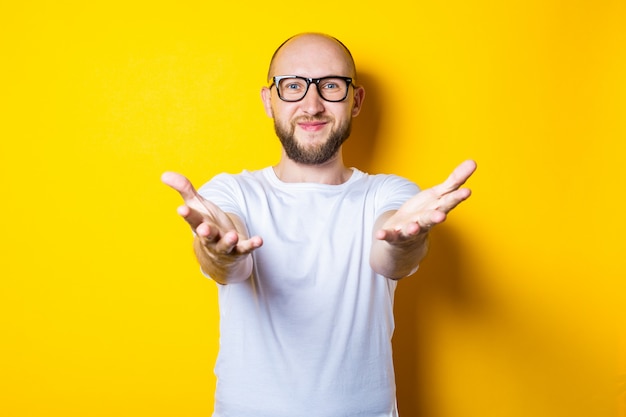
[376,160,477,245]
[161,172,263,257]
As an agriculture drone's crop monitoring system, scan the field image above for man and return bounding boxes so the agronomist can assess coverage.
[162,33,476,417]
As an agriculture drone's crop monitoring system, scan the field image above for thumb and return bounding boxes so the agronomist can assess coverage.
[161,171,199,202]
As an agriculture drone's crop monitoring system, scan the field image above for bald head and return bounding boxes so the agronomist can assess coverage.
[267,33,357,83]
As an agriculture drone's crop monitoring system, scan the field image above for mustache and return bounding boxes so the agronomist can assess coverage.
[293,116,332,124]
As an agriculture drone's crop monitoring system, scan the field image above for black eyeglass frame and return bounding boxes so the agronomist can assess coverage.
[270,75,354,102]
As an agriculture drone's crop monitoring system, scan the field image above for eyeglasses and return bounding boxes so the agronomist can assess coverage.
[270,75,353,102]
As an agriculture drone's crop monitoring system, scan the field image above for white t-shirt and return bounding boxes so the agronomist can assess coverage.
[198,167,419,417]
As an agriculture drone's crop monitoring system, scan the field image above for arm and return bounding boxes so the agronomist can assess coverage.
[161,172,263,285]
[370,160,477,280]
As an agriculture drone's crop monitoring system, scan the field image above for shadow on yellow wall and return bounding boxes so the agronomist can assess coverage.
[394,226,494,416]
[343,71,381,171]
[345,71,495,416]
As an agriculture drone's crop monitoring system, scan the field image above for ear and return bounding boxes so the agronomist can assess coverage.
[260,87,274,118]
[351,85,365,117]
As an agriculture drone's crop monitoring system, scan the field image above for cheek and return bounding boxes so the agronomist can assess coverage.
[274,112,295,133]
[274,105,301,126]
[334,107,354,125]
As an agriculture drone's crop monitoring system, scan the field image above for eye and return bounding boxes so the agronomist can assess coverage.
[279,78,306,92]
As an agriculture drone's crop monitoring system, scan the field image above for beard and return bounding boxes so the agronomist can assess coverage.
[274,116,352,165]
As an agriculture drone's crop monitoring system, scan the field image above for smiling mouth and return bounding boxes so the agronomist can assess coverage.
[296,118,330,132]
[298,122,326,132]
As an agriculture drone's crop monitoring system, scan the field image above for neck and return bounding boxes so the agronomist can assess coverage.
[273,149,352,185]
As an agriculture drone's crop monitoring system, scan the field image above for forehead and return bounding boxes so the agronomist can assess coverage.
[271,35,353,78]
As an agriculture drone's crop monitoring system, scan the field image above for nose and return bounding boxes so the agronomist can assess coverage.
[300,83,325,115]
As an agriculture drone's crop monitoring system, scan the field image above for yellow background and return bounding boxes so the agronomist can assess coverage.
[1,1,624,416]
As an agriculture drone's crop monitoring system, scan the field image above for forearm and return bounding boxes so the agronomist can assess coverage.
[370,233,429,280]
[193,236,253,285]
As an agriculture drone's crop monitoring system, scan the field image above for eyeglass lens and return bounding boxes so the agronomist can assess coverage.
[277,77,350,102]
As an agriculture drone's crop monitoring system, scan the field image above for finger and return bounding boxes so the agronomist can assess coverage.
[235,236,264,254]
[417,210,447,229]
[432,160,477,196]
[375,221,423,243]
[177,205,215,235]
[435,187,473,214]
[161,171,200,202]
[213,231,240,254]
[375,228,399,243]
[196,222,220,240]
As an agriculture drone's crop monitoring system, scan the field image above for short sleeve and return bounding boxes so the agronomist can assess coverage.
[374,175,420,218]
[197,173,247,219]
